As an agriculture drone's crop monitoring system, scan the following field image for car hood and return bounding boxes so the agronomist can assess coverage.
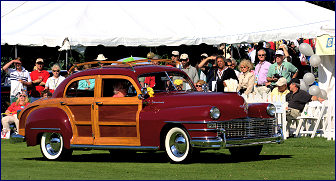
[144,91,247,120]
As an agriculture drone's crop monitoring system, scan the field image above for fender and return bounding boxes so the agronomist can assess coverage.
[25,107,73,149]
[248,103,273,118]
[139,105,213,147]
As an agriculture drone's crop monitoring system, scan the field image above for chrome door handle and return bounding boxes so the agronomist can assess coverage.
[95,102,103,105]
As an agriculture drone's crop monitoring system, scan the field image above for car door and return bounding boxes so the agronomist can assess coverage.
[62,75,97,145]
[93,75,142,146]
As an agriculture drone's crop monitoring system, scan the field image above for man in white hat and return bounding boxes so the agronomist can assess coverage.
[180,53,199,86]
[266,49,298,90]
[95,54,108,61]
[171,51,179,61]
[270,77,290,98]
[30,58,50,101]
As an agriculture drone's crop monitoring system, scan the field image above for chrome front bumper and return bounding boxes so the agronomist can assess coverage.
[190,128,284,149]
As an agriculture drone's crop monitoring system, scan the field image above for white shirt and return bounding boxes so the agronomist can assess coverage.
[8,67,31,97]
[45,76,65,90]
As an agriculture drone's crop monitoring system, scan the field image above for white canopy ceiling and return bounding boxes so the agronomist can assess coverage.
[1,1,335,47]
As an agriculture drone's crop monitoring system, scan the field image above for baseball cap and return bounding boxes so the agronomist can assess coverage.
[275,50,284,56]
[172,51,179,56]
[180,53,189,60]
[290,78,300,84]
[276,77,287,86]
[36,58,44,63]
[200,53,208,58]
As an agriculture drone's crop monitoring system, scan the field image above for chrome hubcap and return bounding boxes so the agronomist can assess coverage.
[169,132,187,157]
[45,133,61,156]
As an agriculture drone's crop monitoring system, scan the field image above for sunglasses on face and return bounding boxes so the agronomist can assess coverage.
[241,66,247,69]
[258,54,266,57]
[19,95,26,97]
[52,70,60,72]
[196,85,202,87]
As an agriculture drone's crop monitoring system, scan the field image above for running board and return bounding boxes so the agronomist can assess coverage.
[70,144,159,151]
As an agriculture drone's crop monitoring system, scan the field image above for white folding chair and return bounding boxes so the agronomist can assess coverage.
[294,101,327,138]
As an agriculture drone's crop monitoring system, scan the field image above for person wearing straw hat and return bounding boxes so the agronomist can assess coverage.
[95,54,108,61]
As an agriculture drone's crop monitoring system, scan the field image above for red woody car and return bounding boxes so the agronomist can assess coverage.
[12,60,283,163]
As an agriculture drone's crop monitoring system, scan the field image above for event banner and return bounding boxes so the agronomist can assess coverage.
[316,34,335,55]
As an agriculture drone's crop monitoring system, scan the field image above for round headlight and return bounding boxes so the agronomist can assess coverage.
[210,107,220,120]
[266,104,276,116]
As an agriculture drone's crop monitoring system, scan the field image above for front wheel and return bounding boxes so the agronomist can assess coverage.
[40,132,72,160]
[165,127,192,163]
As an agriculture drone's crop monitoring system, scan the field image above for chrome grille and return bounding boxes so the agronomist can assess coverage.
[217,118,276,138]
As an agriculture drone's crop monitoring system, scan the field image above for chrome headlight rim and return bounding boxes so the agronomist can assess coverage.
[210,107,221,120]
[266,103,276,116]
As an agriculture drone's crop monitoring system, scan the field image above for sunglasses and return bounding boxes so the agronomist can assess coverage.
[196,85,202,87]
[19,95,26,97]
[258,54,266,57]
[240,66,247,69]
[52,70,60,72]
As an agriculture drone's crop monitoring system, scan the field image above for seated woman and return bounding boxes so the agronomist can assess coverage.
[2,92,30,134]
[195,80,206,92]
[237,59,255,95]
[112,81,128,97]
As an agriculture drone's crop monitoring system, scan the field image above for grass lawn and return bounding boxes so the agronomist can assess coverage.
[1,137,334,180]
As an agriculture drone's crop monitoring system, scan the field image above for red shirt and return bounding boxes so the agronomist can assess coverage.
[7,102,30,115]
[30,70,50,97]
[144,76,155,87]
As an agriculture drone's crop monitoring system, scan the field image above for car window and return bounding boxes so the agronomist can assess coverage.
[65,78,95,97]
[102,78,137,97]
[138,71,196,92]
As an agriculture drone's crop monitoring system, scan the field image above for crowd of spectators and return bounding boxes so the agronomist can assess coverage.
[1,38,323,137]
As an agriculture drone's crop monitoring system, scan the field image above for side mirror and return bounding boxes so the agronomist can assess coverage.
[138,87,149,100]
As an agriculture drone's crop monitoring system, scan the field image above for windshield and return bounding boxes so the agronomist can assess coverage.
[138,71,196,92]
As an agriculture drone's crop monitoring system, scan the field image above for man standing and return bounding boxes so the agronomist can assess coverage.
[200,56,238,92]
[267,50,298,90]
[1,57,32,103]
[254,49,272,94]
[171,51,181,69]
[180,53,199,87]
[30,58,50,101]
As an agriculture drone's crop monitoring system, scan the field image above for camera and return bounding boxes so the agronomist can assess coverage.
[273,74,281,79]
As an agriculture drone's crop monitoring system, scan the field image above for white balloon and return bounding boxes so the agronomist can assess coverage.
[309,54,321,67]
[318,89,328,99]
[308,85,321,96]
[299,43,314,56]
[303,73,315,85]
[299,79,309,91]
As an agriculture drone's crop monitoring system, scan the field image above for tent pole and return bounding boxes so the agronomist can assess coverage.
[15,45,17,58]
[66,50,68,70]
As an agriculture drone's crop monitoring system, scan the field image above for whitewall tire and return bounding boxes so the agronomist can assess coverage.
[165,127,192,163]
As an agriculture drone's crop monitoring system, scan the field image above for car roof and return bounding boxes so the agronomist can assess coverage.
[68,64,183,78]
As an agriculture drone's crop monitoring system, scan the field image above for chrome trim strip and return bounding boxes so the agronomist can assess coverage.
[192,136,218,139]
[30,128,60,131]
[190,138,223,148]
[70,144,159,151]
[188,129,217,132]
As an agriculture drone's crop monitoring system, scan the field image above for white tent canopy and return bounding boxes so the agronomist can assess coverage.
[1,1,335,47]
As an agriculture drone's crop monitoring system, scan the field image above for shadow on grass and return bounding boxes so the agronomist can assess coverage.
[23,151,292,164]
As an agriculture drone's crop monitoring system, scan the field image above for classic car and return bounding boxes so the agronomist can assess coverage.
[12,60,283,163]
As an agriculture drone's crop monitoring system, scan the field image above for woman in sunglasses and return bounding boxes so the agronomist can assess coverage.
[195,80,206,92]
[1,92,30,135]
[237,59,255,95]
[45,64,65,94]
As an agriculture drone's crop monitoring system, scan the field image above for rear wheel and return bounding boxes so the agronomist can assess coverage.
[229,145,263,159]
[165,127,192,163]
[40,132,72,160]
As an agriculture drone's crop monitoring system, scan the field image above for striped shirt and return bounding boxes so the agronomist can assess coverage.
[8,67,31,97]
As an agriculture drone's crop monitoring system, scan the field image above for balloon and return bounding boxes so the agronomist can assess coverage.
[299,79,309,91]
[309,54,321,67]
[308,85,321,96]
[299,43,314,56]
[318,89,328,99]
[303,73,315,85]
